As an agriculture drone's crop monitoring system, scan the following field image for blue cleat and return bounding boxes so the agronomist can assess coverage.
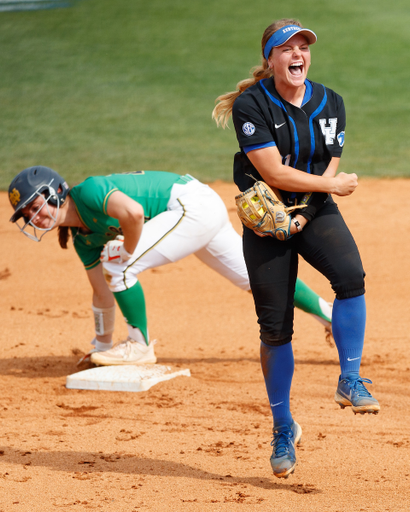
[270,421,302,478]
[335,375,380,415]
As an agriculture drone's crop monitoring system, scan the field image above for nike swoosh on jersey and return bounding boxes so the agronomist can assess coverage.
[275,122,286,129]
[347,357,361,361]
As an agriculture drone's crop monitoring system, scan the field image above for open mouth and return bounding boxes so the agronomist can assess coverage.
[289,62,303,76]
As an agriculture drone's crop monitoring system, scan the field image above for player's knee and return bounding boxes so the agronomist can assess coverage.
[102,262,138,293]
[331,270,365,301]
[102,265,114,285]
[260,330,292,347]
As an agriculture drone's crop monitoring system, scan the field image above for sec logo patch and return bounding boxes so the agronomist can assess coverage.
[242,122,255,136]
[337,131,345,147]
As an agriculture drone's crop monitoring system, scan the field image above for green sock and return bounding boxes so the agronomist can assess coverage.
[294,278,331,322]
[114,281,149,343]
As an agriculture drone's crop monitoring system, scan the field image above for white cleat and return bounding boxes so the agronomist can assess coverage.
[90,337,157,366]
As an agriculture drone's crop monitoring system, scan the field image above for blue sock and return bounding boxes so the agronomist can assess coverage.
[332,295,366,379]
[260,341,294,428]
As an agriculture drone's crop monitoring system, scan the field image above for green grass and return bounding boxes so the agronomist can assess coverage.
[1,0,409,189]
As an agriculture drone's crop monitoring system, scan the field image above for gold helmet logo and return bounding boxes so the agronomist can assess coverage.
[9,188,21,206]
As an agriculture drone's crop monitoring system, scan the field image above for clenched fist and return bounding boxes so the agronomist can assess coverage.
[333,172,358,196]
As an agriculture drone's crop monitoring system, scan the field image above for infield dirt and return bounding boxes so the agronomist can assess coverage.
[1,180,409,511]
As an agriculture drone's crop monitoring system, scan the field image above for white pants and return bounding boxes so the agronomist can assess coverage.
[103,179,250,292]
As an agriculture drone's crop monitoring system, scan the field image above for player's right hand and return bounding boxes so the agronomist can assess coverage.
[100,236,132,264]
[333,172,358,196]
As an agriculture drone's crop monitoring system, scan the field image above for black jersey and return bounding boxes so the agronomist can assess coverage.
[232,78,345,211]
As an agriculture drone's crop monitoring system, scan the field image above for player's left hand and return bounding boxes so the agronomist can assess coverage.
[235,181,307,241]
[100,236,132,264]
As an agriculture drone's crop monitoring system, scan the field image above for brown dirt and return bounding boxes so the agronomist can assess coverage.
[0,180,409,512]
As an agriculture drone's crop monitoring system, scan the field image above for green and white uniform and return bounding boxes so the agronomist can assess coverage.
[69,171,251,343]
[70,171,250,293]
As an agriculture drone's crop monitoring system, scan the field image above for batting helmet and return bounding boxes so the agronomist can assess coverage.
[9,166,70,223]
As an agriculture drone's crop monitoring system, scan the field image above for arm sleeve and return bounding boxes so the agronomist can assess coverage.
[243,141,276,154]
[77,177,119,215]
[298,193,329,222]
[232,93,275,148]
[329,93,346,158]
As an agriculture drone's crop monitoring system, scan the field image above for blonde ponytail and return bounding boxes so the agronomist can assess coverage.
[212,18,302,128]
[212,64,271,128]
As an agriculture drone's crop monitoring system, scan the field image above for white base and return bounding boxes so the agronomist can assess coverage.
[66,364,191,392]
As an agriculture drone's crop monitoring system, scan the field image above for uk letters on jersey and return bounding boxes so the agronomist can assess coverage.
[232,78,346,208]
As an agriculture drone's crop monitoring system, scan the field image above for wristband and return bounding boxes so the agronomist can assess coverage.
[293,218,303,232]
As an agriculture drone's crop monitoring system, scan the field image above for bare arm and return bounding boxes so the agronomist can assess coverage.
[247,146,357,196]
[106,190,145,255]
[290,156,343,232]
[322,157,341,178]
[247,148,352,234]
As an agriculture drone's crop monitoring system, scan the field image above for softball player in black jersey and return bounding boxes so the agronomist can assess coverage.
[213,18,379,479]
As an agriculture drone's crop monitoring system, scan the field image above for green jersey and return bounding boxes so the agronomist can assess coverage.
[70,171,192,270]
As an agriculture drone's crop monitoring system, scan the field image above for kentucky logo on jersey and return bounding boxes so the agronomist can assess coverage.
[337,131,345,147]
[242,122,256,136]
[9,188,21,206]
[319,118,338,145]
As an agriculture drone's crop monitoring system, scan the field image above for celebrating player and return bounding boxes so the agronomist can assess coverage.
[213,18,379,478]
[9,166,333,366]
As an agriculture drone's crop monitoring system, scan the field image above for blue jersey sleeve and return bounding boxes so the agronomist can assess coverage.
[232,91,276,149]
[243,141,276,154]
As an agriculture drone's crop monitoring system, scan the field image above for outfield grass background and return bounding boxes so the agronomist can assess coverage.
[1,0,409,188]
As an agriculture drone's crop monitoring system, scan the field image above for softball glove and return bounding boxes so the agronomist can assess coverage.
[235,181,307,241]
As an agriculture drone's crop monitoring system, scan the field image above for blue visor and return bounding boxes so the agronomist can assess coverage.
[263,25,317,60]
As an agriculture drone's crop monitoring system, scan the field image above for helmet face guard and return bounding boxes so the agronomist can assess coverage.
[9,166,69,242]
[14,183,61,242]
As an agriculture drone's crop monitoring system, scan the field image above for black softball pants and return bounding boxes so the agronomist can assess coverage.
[243,199,365,346]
